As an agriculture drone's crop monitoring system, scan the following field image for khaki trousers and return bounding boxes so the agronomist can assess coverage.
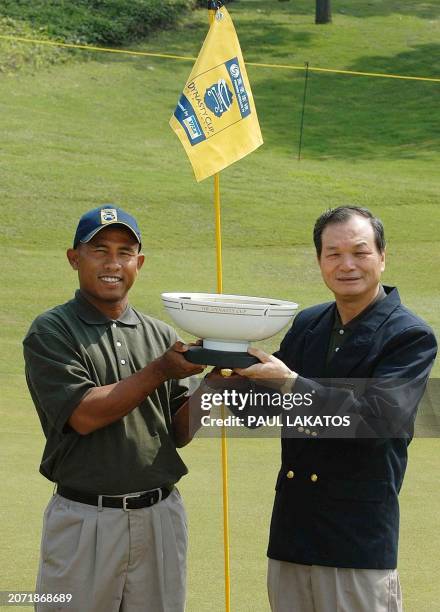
[268,559,403,612]
[35,489,188,612]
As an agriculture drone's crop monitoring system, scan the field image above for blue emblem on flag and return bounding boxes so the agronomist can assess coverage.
[204,79,234,118]
[174,94,206,146]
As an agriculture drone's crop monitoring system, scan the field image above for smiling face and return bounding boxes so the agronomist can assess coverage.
[318,215,385,305]
[66,225,144,317]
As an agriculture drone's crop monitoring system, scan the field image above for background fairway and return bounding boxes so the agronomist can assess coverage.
[0,1,439,610]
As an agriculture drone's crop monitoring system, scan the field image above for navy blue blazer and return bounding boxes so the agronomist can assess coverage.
[268,286,437,569]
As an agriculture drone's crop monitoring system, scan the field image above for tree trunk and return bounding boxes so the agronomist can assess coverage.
[315,0,332,24]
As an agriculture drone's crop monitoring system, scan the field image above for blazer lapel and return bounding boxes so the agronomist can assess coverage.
[325,328,373,378]
[301,304,335,377]
[320,287,401,378]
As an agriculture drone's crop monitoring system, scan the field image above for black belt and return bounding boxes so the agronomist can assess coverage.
[57,485,171,511]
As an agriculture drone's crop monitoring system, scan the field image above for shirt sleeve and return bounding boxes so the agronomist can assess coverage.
[162,325,197,416]
[23,331,96,434]
[168,377,194,416]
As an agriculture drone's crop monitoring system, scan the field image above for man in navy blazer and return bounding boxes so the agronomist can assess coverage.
[236,206,437,612]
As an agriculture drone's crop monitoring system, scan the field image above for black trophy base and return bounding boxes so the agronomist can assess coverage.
[185,346,259,369]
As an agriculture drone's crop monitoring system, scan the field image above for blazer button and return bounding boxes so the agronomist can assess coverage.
[286,470,295,479]
[310,473,318,482]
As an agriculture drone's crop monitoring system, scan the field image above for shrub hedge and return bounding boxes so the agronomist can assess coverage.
[0,16,73,74]
[0,0,195,46]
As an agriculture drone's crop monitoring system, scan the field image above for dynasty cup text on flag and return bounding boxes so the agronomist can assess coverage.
[170,6,263,182]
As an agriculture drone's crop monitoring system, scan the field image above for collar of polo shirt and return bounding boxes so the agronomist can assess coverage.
[74,290,140,326]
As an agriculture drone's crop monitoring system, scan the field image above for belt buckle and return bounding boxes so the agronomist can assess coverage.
[122,492,141,512]
[121,488,163,511]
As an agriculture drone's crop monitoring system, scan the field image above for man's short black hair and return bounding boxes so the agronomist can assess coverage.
[313,206,386,258]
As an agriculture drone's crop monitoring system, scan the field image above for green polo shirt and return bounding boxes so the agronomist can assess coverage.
[23,290,190,495]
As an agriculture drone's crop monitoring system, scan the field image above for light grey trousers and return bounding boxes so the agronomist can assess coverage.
[35,489,188,612]
[268,559,403,612]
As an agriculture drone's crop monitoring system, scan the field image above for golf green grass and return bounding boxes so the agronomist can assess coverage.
[0,1,439,610]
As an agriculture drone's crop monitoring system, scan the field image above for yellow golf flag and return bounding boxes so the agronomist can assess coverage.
[169,5,263,182]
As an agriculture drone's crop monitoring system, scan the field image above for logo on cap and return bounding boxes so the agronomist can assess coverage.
[101,208,118,225]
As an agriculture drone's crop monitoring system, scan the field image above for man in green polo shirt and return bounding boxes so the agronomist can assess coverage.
[23,205,206,612]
